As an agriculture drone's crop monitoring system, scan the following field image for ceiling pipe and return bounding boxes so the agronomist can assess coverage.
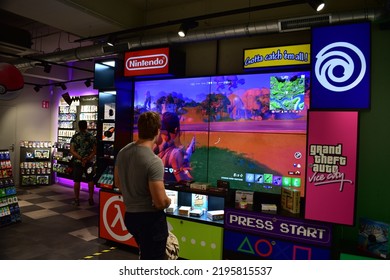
[74,0,311,44]
[12,9,384,71]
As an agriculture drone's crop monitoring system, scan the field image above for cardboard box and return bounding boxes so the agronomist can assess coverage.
[261,204,277,212]
[190,182,211,190]
[191,193,208,212]
[281,187,300,214]
[207,210,224,221]
[189,209,204,217]
[178,206,191,216]
[235,190,254,210]
[166,204,177,214]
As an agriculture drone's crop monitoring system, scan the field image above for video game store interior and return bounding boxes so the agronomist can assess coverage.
[1,1,390,261]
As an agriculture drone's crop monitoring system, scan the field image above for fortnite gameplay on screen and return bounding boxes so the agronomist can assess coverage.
[133,71,309,196]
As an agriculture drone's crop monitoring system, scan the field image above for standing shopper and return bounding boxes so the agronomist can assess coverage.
[70,120,97,206]
[115,111,171,260]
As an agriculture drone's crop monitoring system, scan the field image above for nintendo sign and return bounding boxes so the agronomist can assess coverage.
[124,48,169,76]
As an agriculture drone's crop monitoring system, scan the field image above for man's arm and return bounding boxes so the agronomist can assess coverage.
[85,143,97,161]
[149,180,171,210]
[70,143,82,160]
[114,165,122,191]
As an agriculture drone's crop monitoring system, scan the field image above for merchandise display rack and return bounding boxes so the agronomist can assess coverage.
[19,141,52,186]
[53,95,98,181]
[0,149,21,227]
[96,91,116,190]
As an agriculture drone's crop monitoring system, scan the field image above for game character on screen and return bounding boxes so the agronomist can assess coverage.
[143,90,151,110]
[154,112,195,183]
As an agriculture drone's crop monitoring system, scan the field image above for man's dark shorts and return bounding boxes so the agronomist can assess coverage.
[72,161,95,182]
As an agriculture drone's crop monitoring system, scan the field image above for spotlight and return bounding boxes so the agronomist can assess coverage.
[60,83,67,90]
[33,85,41,92]
[43,62,52,73]
[84,79,92,88]
[106,35,115,46]
[309,0,325,12]
[178,21,199,37]
[61,92,72,106]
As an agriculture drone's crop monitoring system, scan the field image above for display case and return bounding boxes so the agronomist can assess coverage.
[164,185,226,226]
[0,150,21,227]
[96,91,116,189]
[98,185,227,259]
[163,185,227,259]
[19,141,52,186]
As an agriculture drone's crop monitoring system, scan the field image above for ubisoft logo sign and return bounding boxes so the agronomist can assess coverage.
[315,42,366,92]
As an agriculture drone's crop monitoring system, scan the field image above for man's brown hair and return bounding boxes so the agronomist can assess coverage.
[138,111,161,140]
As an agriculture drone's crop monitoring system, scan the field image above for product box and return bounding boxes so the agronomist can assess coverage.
[189,209,204,217]
[280,187,300,214]
[178,206,191,216]
[190,182,211,191]
[261,204,277,213]
[358,217,389,259]
[235,191,254,210]
[166,190,178,214]
[166,204,177,214]
[207,210,224,221]
[191,193,208,212]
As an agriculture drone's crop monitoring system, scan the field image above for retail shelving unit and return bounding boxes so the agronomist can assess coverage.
[19,141,52,186]
[0,149,21,227]
[96,91,116,189]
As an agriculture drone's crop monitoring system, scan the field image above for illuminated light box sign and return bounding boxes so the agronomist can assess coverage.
[224,230,331,260]
[243,44,310,69]
[124,47,170,77]
[311,22,371,109]
[305,111,358,225]
[224,208,332,247]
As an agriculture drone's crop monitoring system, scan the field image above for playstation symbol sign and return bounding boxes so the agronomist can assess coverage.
[311,22,371,109]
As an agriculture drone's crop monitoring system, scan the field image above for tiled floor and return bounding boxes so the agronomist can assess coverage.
[0,184,139,260]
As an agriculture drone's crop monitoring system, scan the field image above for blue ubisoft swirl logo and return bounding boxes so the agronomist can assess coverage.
[315,42,366,92]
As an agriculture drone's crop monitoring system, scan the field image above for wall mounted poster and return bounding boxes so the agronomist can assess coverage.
[104,103,116,120]
[311,22,371,109]
[305,111,358,225]
[102,123,115,141]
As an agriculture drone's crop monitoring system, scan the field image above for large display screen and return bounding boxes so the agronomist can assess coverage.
[133,71,310,195]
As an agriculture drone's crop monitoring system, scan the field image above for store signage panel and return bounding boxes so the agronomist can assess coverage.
[305,111,358,225]
[224,230,331,260]
[224,208,332,247]
[243,44,310,69]
[311,22,371,109]
[124,48,169,77]
[99,191,137,247]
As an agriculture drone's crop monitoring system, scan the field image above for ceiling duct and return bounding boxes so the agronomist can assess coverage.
[11,9,385,71]
[279,14,331,32]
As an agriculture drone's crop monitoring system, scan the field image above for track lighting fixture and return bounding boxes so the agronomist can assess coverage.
[60,83,67,90]
[84,79,92,87]
[33,85,41,92]
[106,35,115,46]
[61,92,72,106]
[308,0,325,12]
[178,21,199,37]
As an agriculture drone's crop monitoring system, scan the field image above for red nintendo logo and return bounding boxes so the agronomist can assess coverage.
[126,54,168,71]
[124,48,170,76]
